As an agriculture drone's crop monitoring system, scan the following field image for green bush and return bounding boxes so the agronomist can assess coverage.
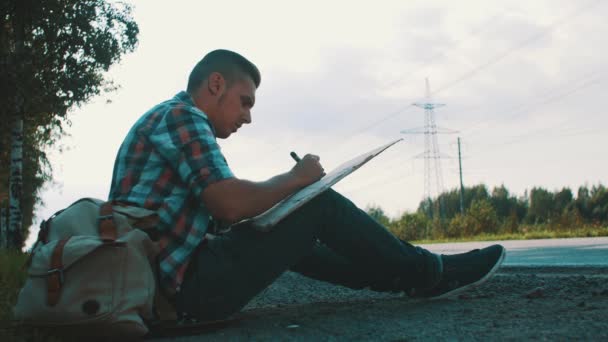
[447,199,498,237]
[499,210,521,234]
[446,214,467,238]
[389,212,429,241]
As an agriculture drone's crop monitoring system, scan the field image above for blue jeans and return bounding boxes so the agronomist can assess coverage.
[175,189,442,321]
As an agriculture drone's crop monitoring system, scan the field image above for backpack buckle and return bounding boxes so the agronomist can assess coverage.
[47,268,64,285]
[98,214,117,241]
[98,214,113,222]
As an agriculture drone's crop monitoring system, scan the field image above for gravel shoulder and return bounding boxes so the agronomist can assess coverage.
[152,266,608,341]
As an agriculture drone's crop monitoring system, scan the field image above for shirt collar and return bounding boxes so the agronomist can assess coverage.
[174,91,218,136]
[175,91,196,106]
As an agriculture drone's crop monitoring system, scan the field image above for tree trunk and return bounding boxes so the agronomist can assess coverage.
[0,207,7,249]
[9,118,24,249]
[8,1,26,249]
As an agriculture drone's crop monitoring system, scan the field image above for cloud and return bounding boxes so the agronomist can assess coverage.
[30,0,608,251]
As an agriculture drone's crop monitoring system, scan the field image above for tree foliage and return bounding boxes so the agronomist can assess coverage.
[527,187,554,224]
[0,0,138,246]
[368,182,608,241]
[366,205,390,227]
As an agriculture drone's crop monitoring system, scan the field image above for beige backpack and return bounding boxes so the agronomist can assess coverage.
[12,198,175,338]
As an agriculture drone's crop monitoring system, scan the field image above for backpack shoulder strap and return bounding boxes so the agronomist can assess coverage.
[98,202,117,241]
[47,237,70,306]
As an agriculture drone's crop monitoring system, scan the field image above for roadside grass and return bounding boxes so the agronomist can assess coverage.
[0,250,28,321]
[413,225,608,244]
[0,250,60,342]
[0,249,27,341]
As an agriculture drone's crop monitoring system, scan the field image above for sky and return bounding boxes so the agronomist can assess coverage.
[27,0,608,247]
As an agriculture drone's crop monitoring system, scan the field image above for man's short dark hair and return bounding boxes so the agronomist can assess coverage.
[187,49,261,93]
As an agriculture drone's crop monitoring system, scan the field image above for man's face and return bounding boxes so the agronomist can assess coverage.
[212,76,256,139]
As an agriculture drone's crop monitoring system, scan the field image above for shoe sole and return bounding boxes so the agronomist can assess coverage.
[430,245,506,300]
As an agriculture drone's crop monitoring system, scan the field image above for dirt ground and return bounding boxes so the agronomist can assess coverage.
[151,266,608,341]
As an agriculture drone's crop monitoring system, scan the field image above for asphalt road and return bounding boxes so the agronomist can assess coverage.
[151,237,608,341]
[420,236,608,266]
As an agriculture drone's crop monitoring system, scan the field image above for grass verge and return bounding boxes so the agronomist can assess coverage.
[0,250,28,321]
[412,226,608,244]
[1,250,27,341]
[0,250,61,342]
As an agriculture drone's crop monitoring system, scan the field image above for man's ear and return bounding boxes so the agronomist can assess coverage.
[207,72,226,97]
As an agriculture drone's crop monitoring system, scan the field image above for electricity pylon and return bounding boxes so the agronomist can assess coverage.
[401,78,457,219]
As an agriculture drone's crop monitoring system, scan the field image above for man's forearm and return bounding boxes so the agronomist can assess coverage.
[203,172,305,224]
[203,154,325,224]
[234,172,305,221]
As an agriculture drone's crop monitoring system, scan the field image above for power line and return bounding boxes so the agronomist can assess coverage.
[240,1,604,205]
[464,74,605,150]
[254,8,520,158]
[374,10,509,95]
[329,0,601,153]
[342,74,605,198]
[464,71,603,138]
[338,155,415,196]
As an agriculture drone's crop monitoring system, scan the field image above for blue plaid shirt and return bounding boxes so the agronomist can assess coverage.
[109,91,234,291]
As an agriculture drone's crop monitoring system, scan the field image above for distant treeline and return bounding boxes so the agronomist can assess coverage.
[366,183,608,240]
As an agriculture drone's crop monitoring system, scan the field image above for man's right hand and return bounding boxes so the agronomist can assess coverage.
[290,154,325,187]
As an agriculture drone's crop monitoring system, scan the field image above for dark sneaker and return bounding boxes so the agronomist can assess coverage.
[409,244,506,299]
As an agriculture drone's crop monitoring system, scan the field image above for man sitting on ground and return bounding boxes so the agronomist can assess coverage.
[108,49,506,322]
